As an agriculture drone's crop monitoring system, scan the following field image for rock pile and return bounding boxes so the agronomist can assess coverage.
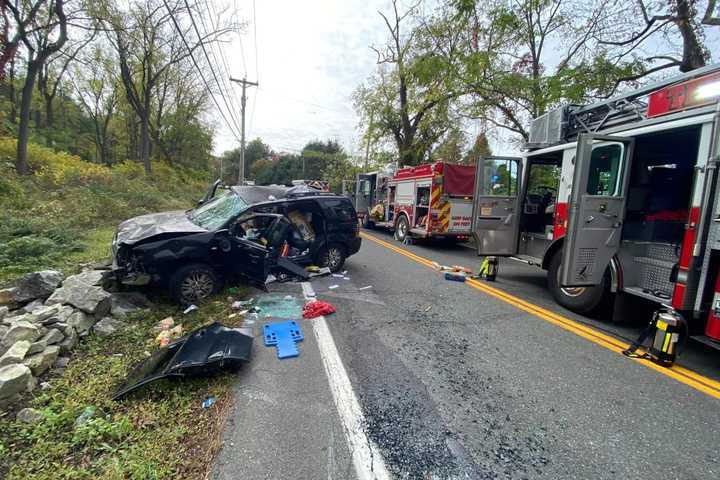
[0,269,150,408]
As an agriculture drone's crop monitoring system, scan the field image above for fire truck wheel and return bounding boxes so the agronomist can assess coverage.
[317,244,346,273]
[394,215,409,242]
[362,215,374,229]
[547,251,609,314]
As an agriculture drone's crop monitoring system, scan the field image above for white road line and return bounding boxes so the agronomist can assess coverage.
[302,282,392,480]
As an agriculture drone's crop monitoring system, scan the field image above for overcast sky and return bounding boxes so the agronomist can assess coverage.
[211,0,391,157]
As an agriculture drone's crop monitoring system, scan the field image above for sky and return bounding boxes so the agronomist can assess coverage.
[209,0,391,157]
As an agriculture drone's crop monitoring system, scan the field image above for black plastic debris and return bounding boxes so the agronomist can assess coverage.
[113,322,253,400]
[276,257,311,280]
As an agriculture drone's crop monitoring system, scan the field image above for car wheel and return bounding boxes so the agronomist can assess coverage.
[394,215,409,242]
[547,250,610,314]
[170,263,221,305]
[318,244,346,273]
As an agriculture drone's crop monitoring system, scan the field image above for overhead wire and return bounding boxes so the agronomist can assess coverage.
[182,0,244,140]
[161,0,242,142]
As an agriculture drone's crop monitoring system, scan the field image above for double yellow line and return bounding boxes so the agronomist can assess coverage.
[361,231,720,399]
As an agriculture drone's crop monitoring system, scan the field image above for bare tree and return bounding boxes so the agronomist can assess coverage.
[6,0,68,174]
[103,0,230,174]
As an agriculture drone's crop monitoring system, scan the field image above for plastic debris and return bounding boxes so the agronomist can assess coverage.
[183,304,198,314]
[74,406,97,428]
[284,295,293,300]
[227,287,239,295]
[359,285,372,290]
[153,317,174,332]
[341,270,347,275]
[306,265,321,273]
[332,274,344,278]
[264,321,304,359]
[303,300,336,319]
[202,396,216,409]
[232,299,254,309]
[265,274,277,284]
[328,285,339,290]
[444,272,467,282]
[308,267,332,278]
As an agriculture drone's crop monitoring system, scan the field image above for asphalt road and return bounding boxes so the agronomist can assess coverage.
[213,230,720,479]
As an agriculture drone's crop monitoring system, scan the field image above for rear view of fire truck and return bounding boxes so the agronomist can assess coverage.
[472,63,720,348]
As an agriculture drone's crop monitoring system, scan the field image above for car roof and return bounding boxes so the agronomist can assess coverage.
[229,185,350,207]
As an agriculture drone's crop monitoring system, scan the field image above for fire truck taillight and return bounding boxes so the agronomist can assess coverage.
[647,71,720,118]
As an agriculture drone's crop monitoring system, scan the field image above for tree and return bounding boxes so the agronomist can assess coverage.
[432,127,466,163]
[464,131,492,164]
[221,138,270,182]
[354,0,460,166]
[103,0,229,173]
[595,0,720,79]
[6,0,68,174]
[70,44,118,165]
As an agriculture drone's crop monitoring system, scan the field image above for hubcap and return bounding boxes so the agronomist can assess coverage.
[555,263,586,297]
[399,220,407,237]
[326,248,342,269]
[180,271,214,301]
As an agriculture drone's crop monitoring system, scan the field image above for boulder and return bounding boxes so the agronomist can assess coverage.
[46,283,111,316]
[23,345,60,376]
[47,322,68,332]
[0,363,32,400]
[25,304,63,324]
[43,305,75,326]
[16,407,43,423]
[40,329,64,346]
[58,327,78,353]
[65,270,104,288]
[2,321,41,347]
[0,341,31,366]
[0,288,17,306]
[93,317,125,337]
[13,270,64,303]
[67,310,95,335]
[0,306,8,321]
[22,299,45,313]
[0,325,7,340]
[110,291,153,318]
[27,339,47,355]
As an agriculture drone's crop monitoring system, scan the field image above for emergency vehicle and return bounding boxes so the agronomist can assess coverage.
[471,63,720,345]
[358,162,476,242]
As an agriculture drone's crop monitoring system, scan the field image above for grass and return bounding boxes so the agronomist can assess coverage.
[0,287,250,480]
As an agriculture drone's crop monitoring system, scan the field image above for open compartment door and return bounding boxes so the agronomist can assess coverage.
[472,156,523,255]
[561,134,635,287]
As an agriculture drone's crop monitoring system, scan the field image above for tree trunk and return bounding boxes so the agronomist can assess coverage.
[140,114,151,174]
[8,58,16,124]
[16,61,40,174]
[676,0,707,72]
[44,95,54,127]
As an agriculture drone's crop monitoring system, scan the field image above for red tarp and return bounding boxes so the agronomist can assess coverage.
[443,164,476,197]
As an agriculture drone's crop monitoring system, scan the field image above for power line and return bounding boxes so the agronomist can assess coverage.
[161,0,242,141]
[252,0,259,81]
[183,0,244,139]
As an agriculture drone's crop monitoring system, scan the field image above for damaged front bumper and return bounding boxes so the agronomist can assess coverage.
[113,322,253,400]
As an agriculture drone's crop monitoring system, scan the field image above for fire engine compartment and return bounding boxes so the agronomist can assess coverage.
[519,152,562,259]
[617,126,701,300]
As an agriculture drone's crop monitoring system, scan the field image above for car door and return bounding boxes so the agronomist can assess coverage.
[472,156,523,255]
[561,134,635,287]
[226,213,289,283]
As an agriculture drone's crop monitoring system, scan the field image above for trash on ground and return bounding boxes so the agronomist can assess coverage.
[424,305,432,312]
[113,322,253,400]
[341,270,347,275]
[153,317,174,332]
[328,285,339,290]
[227,287,239,295]
[74,405,97,428]
[444,272,467,282]
[308,267,331,278]
[359,285,372,290]
[201,396,216,409]
[332,273,344,278]
[183,304,198,315]
[343,277,350,280]
[305,265,321,273]
[264,320,304,359]
[303,300,336,319]
[283,295,293,300]
[232,298,254,309]
[265,274,277,285]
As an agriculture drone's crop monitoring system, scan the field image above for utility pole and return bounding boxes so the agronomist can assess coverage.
[363,109,374,172]
[229,77,258,184]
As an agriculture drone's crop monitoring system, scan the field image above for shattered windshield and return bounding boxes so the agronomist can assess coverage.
[189,191,248,230]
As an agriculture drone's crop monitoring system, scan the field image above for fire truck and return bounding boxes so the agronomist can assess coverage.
[471,64,720,344]
[361,162,476,242]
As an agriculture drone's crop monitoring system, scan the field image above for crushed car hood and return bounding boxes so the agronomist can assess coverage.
[115,210,207,246]
[113,322,253,400]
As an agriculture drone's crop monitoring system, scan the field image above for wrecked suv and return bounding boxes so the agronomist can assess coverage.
[111,183,361,304]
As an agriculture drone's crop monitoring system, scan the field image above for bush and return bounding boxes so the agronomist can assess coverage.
[0,137,210,284]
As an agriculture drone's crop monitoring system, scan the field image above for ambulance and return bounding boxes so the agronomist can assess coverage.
[471,64,720,344]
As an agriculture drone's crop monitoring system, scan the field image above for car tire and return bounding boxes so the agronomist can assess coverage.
[170,263,222,305]
[317,244,346,273]
[547,250,610,314]
[394,215,409,242]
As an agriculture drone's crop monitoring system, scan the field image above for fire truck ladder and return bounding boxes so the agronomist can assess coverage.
[528,63,720,148]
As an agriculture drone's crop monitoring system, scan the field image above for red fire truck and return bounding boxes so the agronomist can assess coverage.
[471,64,720,344]
[364,162,476,243]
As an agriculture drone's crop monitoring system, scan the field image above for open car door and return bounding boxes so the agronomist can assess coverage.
[561,134,635,287]
[228,213,293,284]
[472,156,523,255]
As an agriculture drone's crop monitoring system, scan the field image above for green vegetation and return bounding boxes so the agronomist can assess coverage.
[0,138,211,284]
[0,291,249,480]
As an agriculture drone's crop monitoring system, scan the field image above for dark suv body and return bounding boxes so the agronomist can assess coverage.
[111,185,361,303]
